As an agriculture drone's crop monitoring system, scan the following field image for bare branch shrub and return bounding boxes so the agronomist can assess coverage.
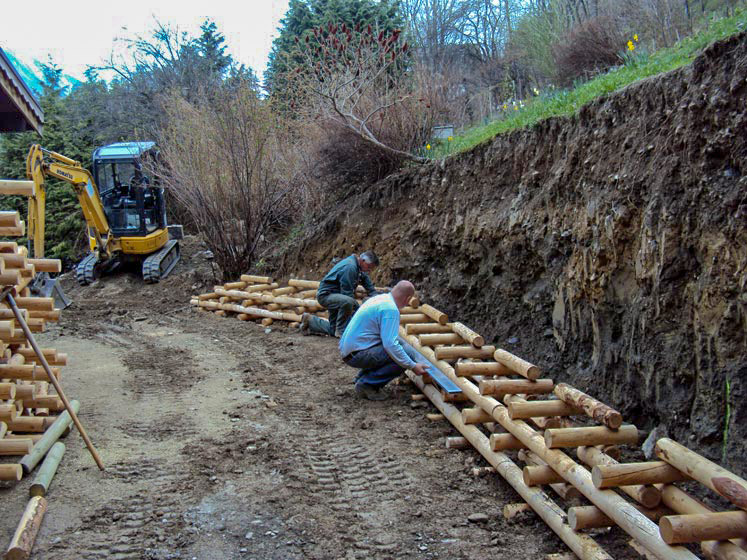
[552,15,627,86]
[154,82,312,278]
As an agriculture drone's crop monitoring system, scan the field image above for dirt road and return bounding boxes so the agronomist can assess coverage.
[0,244,634,559]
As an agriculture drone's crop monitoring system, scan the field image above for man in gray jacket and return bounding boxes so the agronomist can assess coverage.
[301,251,379,338]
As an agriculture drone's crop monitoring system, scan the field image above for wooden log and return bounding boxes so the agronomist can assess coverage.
[0,421,7,439]
[13,384,37,402]
[403,368,614,560]
[520,450,584,501]
[0,365,60,381]
[455,361,514,377]
[21,396,64,412]
[296,289,318,299]
[243,282,278,292]
[0,270,21,286]
[261,318,273,327]
[0,382,16,400]
[0,180,35,196]
[426,413,444,421]
[222,281,246,290]
[461,407,493,424]
[0,308,27,321]
[449,322,484,348]
[27,259,61,274]
[15,348,65,366]
[20,400,78,473]
[0,463,22,481]
[658,484,747,560]
[405,323,452,335]
[493,349,541,380]
[419,304,448,325]
[445,436,469,449]
[508,399,578,419]
[418,333,465,346]
[288,278,319,289]
[240,274,273,284]
[554,383,623,429]
[545,425,638,449]
[29,441,65,497]
[660,512,747,544]
[4,495,47,560]
[0,320,15,339]
[400,313,431,325]
[0,225,25,237]
[479,378,554,397]
[656,438,747,511]
[6,416,53,433]
[408,296,420,308]
[0,212,21,228]
[577,446,662,509]
[272,286,297,296]
[411,394,426,401]
[0,253,26,268]
[490,433,527,451]
[592,461,690,488]
[12,298,54,312]
[0,439,34,456]
[3,435,42,444]
[435,345,496,360]
[27,310,60,322]
[569,504,672,531]
[197,300,302,322]
[0,404,18,422]
[524,465,565,486]
[197,292,218,300]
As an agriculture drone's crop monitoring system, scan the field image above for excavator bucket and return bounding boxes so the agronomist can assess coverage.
[29,272,72,309]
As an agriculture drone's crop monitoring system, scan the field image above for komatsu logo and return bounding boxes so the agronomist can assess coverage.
[56,170,74,180]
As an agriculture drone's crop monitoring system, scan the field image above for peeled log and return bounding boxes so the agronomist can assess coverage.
[508,399,578,420]
[435,345,496,361]
[569,504,672,531]
[400,313,431,324]
[461,407,493,425]
[0,383,16,400]
[592,461,690,488]
[455,361,513,377]
[0,439,33,455]
[524,465,565,486]
[554,383,623,429]
[656,438,747,512]
[490,433,526,451]
[660,512,747,544]
[419,304,448,325]
[449,322,484,347]
[405,323,452,335]
[493,349,541,380]
[240,274,273,284]
[418,333,464,346]
[20,400,78,473]
[479,378,554,397]
[0,463,22,481]
[545,425,638,449]
[4,495,47,560]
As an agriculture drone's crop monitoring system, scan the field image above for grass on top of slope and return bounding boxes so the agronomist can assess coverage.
[426,8,747,159]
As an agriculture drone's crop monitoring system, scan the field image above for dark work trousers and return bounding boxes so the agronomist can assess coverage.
[343,343,420,388]
[308,293,358,337]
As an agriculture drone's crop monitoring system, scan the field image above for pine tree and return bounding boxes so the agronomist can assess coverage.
[195,19,233,77]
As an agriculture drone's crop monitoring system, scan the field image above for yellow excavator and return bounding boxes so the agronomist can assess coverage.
[26,142,181,286]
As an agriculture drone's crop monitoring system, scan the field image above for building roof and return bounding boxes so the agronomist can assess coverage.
[0,48,43,134]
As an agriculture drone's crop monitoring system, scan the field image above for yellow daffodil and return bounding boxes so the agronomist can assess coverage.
[447,136,453,142]
[633,34,639,41]
[514,105,519,111]
[426,144,431,150]
[627,40,635,51]
[503,104,507,109]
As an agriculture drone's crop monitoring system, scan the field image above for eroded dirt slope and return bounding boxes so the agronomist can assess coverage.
[277,32,747,473]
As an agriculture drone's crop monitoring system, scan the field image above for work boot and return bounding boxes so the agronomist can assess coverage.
[299,313,311,336]
[334,328,343,338]
[355,382,388,401]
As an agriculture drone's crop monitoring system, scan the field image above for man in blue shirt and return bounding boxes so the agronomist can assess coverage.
[301,251,379,338]
[339,280,428,400]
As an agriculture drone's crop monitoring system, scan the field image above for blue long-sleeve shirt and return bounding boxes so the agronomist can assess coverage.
[339,293,417,370]
[316,254,376,299]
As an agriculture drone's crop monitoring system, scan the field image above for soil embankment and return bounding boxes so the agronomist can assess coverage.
[278,32,747,473]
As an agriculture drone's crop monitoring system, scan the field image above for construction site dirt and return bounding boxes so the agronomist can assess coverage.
[0,236,640,559]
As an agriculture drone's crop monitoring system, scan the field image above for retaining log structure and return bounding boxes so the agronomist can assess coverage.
[191,270,747,560]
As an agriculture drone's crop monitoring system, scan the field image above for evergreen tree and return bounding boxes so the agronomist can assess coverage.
[195,19,233,77]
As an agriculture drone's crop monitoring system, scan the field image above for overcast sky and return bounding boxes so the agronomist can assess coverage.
[2,0,290,80]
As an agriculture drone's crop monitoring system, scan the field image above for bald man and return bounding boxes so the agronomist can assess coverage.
[339,281,428,400]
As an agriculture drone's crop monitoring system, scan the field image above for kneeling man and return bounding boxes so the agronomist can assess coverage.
[339,280,427,400]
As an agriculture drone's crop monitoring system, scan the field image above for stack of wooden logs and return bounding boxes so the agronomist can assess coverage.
[190,276,386,328]
[0,209,73,559]
[398,298,747,560]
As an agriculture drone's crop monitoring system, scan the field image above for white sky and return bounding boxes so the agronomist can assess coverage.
[1,0,290,81]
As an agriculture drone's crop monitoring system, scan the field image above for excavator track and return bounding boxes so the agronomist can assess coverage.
[142,240,180,284]
[75,252,100,286]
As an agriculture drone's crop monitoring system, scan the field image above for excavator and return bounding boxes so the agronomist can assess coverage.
[25,142,181,286]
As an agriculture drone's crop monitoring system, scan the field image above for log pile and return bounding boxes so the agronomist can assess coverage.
[397,298,746,560]
[190,275,387,328]
[0,210,73,559]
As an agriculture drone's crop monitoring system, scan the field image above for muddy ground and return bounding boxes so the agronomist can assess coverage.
[0,238,644,559]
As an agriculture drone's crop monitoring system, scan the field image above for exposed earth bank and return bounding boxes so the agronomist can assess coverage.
[278,32,747,474]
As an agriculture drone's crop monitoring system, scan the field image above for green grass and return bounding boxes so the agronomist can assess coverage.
[427,8,747,159]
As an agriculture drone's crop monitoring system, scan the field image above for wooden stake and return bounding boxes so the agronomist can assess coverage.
[554,384,623,429]
[544,425,638,448]
[4,495,47,560]
[592,461,690,488]
[660,512,747,544]
[656,438,747,512]
[493,349,541,380]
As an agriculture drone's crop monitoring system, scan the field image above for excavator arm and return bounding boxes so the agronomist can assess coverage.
[25,144,112,259]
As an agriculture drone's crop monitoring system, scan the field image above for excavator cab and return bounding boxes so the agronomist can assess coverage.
[92,142,167,238]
